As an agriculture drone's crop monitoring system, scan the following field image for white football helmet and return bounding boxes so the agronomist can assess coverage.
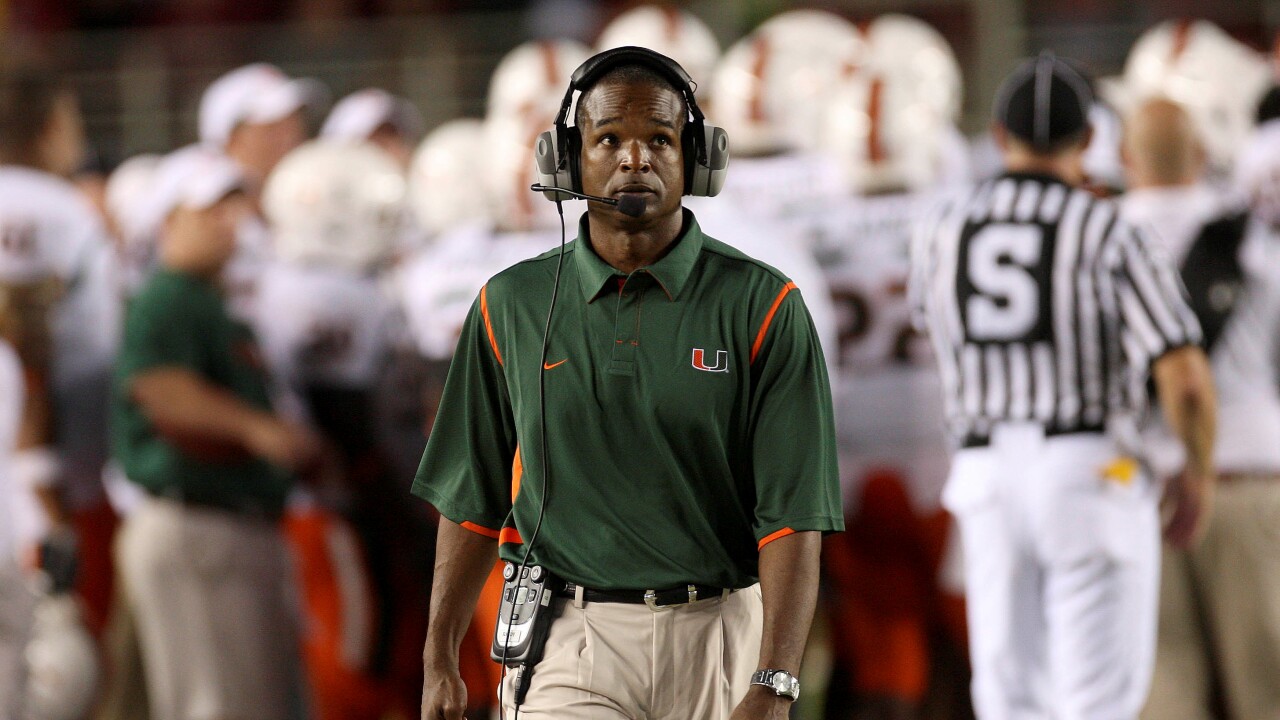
[483,108,568,233]
[820,70,948,193]
[595,6,721,92]
[264,141,407,271]
[408,119,491,237]
[711,9,867,155]
[24,595,99,720]
[485,40,592,123]
[1124,19,1271,171]
[105,154,162,249]
[858,14,963,124]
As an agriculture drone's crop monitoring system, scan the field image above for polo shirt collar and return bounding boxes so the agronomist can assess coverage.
[574,208,704,303]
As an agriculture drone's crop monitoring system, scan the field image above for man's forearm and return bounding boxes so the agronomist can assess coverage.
[1154,346,1216,476]
[755,530,821,672]
[131,367,276,448]
[423,518,499,668]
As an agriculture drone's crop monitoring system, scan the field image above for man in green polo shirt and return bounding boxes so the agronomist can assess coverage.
[416,48,842,720]
[111,146,319,720]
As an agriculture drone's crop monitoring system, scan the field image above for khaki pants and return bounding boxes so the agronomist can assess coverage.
[118,497,298,720]
[500,584,764,720]
[95,531,150,720]
[0,558,36,719]
[1142,476,1280,720]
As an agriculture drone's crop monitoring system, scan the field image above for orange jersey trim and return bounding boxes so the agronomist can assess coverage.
[758,527,796,550]
[499,527,524,545]
[460,521,501,540]
[511,446,523,503]
[750,282,798,364]
[480,285,503,366]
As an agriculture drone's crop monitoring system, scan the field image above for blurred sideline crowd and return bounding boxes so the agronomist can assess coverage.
[2,6,1280,720]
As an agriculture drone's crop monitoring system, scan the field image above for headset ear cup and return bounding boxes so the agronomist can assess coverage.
[533,128,579,202]
[684,122,730,197]
[565,126,583,194]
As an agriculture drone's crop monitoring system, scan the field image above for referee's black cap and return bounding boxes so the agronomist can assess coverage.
[994,51,1094,151]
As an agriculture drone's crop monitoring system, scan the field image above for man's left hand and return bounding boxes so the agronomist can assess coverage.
[728,686,792,720]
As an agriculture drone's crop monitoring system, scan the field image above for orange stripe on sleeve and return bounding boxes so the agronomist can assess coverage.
[499,527,524,545]
[758,527,796,550]
[511,446,523,503]
[750,282,798,364]
[480,285,503,366]
[460,521,501,540]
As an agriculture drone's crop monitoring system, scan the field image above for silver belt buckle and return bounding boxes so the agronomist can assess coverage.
[644,585,698,612]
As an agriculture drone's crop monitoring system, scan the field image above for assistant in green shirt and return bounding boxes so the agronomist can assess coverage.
[412,210,842,590]
[112,268,290,515]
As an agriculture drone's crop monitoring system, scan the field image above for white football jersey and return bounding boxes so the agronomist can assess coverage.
[687,153,847,236]
[224,214,273,323]
[255,262,396,393]
[0,168,120,510]
[395,224,559,361]
[809,189,954,511]
[1123,185,1280,477]
[690,202,838,364]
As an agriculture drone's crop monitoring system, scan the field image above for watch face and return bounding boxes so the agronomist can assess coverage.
[772,674,791,693]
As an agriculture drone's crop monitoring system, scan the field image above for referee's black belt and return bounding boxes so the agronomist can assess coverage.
[558,582,733,610]
[961,424,1105,449]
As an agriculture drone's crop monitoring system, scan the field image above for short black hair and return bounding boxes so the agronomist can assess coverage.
[0,66,67,163]
[573,62,689,130]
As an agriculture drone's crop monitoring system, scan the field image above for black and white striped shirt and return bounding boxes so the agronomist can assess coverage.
[909,172,1202,445]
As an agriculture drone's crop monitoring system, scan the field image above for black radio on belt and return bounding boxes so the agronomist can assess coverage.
[491,562,557,667]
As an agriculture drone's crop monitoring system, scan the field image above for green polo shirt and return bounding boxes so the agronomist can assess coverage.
[412,210,842,590]
[112,268,289,514]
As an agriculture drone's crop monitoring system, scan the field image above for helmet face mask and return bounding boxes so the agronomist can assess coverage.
[263,140,407,272]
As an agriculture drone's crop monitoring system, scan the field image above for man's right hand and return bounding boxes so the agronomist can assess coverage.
[1162,469,1215,549]
[420,662,468,720]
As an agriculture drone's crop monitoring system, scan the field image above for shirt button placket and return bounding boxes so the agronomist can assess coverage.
[609,275,642,376]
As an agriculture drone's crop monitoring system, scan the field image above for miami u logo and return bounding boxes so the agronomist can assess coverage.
[691,348,729,373]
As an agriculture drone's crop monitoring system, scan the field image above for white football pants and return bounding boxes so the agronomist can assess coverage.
[944,424,1160,720]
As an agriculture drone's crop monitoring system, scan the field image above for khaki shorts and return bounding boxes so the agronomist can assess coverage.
[500,584,763,720]
[118,497,298,720]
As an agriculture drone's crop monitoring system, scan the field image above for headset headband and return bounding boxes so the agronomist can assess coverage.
[553,46,706,130]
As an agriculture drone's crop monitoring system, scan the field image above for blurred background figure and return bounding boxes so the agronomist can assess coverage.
[1121,19,1271,179]
[0,64,121,690]
[258,139,428,720]
[1127,97,1280,720]
[197,63,327,321]
[321,88,425,170]
[113,146,319,720]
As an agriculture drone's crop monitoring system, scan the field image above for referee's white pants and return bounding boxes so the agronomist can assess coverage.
[944,425,1160,720]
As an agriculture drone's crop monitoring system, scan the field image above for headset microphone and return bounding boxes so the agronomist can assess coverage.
[529,183,647,218]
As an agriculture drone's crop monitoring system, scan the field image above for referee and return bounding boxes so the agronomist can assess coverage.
[909,53,1217,719]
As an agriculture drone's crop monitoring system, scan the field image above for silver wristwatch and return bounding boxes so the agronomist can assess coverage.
[750,669,800,701]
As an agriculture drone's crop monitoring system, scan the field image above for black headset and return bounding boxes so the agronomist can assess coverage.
[533,46,730,201]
